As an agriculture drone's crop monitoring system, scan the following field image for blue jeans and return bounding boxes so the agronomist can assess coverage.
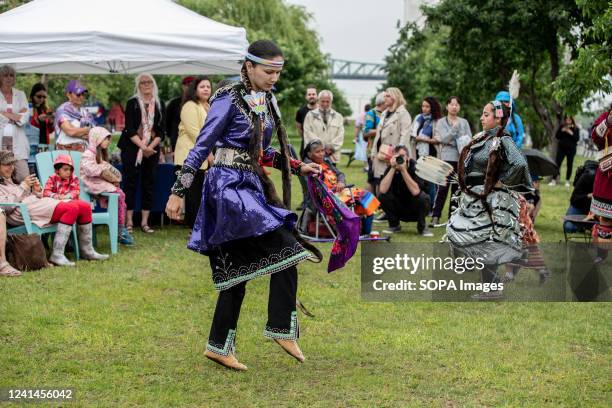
[361,215,374,235]
[425,182,437,212]
[563,205,585,233]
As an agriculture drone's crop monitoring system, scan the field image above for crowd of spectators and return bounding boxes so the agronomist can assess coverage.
[0,66,217,276]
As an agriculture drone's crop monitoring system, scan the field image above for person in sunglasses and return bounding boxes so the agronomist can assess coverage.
[29,83,55,145]
[54,80,95,152]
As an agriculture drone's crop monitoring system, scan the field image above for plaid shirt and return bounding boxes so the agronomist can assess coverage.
[43,173,80,199]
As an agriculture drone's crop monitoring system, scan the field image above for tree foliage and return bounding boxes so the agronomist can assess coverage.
[554,0,612,113]
[6,0,350,118]
[384,24,484,132]
[384,0,598,148]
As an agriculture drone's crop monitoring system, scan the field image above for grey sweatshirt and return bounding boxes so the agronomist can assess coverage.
[435,117,472,162]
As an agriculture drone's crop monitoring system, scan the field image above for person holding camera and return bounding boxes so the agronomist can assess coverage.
[378,145,432,236]
[370,88,412,186]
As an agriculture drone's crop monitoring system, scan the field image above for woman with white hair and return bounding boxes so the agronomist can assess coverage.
[0,65,30,182]
[118,73,165,234]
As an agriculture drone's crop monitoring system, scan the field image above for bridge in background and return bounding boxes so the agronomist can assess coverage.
[329,58,387,80]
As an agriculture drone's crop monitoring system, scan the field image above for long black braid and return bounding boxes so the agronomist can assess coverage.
[241,62,322,262]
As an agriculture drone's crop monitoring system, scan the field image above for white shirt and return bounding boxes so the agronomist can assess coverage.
[0,88,30,160]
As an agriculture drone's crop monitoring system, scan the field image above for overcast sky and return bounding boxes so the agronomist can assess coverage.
[285,0,405,64]
[284,0,436,116]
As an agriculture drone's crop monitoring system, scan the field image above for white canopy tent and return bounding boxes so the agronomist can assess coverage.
[0,0,248,75]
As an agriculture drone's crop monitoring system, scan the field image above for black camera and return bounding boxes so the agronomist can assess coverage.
[395,155,405,165]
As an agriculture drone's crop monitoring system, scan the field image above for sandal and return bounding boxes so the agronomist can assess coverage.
[141,225,155,234]
[0,261,21,277]
[126,223,133,233]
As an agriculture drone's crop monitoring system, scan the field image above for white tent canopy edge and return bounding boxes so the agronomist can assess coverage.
[0,0,249,75]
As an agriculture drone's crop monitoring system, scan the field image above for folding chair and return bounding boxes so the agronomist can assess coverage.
[36,150,119,254]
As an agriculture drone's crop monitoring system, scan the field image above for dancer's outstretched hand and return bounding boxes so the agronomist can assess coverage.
[165,194,183,220]
[300,162,321,176]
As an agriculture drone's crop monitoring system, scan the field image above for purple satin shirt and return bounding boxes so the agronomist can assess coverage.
[183,90,296,254]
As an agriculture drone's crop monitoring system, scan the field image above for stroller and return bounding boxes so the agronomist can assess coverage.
[297,183,390,243]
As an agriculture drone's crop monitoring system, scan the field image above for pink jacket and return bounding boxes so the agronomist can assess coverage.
[0,178,60,228]
[80,128,118,195]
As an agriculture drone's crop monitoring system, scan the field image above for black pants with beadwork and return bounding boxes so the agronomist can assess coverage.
[207,266,299,356]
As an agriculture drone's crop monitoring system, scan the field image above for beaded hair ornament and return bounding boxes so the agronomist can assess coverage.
[491,100,505,119]
[491,70,521,118]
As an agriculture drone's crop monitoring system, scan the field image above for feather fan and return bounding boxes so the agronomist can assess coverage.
[415,156,457,186]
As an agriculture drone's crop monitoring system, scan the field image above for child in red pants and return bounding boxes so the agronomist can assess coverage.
[44,154,97,226]
[50,200,92,225]
[41,154,108,265]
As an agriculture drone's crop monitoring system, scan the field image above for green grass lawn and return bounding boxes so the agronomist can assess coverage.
[0,131,610,407]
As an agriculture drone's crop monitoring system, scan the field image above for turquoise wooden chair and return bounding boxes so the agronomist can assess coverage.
[1,202,80,259]
[36,150,119,255]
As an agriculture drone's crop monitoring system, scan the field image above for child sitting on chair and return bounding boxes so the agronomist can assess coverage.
[43,154,81,200]
[303,139,379,235]
[80,127,134,246]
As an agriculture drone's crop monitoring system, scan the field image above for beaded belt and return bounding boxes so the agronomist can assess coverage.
[213,147,253,171]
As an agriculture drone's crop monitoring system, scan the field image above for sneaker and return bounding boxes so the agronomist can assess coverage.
[373,213,388,223]
[383,225,401,234]
[428,217,439,228]
[119,226,135,246]
[420,228,434,237]
[547,179,557,186]
[564,180,570,187]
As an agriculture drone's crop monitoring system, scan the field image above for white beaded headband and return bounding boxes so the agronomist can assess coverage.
[245,52,284,68]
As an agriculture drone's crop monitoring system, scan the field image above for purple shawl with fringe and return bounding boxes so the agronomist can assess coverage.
[307,175,360,272]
